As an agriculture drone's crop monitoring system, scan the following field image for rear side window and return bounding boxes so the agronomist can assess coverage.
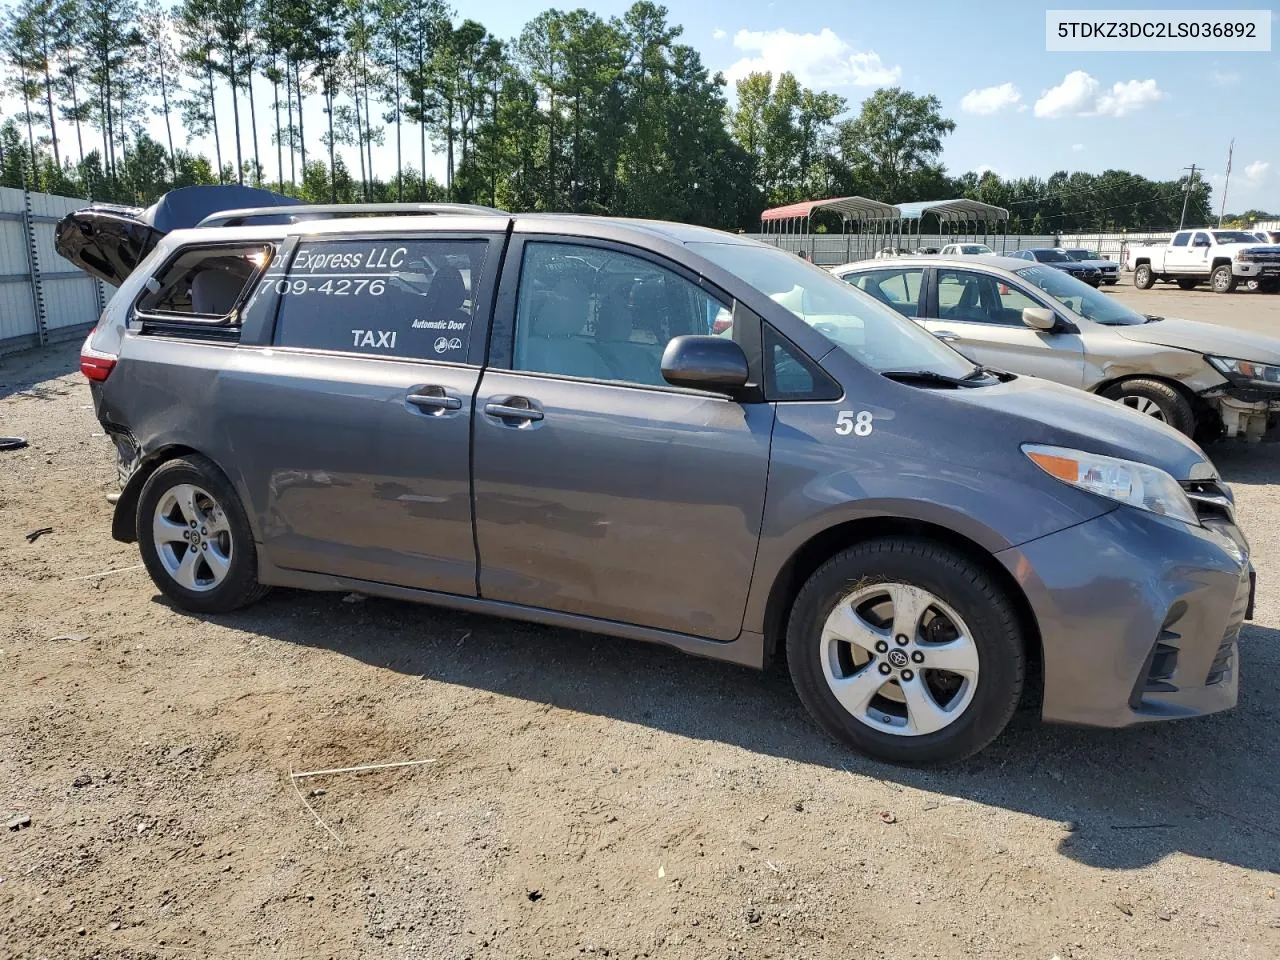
[273,238,489,362]
[1171,232,1190,247]
[849,268,923,318]
[136,244,272,320]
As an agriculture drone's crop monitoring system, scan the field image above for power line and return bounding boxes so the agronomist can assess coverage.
[1028,190,1185,224]
[1002,170,1160,206]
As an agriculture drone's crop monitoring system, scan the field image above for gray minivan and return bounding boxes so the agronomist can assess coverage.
[69,202,1254,765]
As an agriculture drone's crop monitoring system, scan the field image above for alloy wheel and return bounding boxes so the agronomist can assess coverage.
[820,582,979,736]
[151,483,233,592]
[1118,395,1167,421]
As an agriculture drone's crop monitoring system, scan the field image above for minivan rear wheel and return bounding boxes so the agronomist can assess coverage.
[786,538,1024,765]
[136,455,269,614]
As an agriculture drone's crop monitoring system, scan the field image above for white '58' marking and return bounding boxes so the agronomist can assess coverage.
[835,410,874,437]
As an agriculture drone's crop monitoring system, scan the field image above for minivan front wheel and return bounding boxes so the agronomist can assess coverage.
[137,455,268,614]
[786,538,1024,765]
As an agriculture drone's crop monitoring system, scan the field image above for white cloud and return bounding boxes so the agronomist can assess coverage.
[960,82,1021,115]
[975,164,999,178]
[712,28,727,41]
[1210,69,1240,87]
[1244,160,1271,185]
[1072,143,1085,152]
[725,28,902,89]
[1033,71,1163,118]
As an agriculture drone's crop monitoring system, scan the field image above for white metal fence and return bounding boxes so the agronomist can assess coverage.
[749,233,1057,266]
[1,188,107,356]
[751,230,1178,268]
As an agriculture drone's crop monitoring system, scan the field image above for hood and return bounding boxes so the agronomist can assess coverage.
[1115,315,1280,364]
[948,374,1210,481]
[55,185,303,286]
[1077,258,1116,269]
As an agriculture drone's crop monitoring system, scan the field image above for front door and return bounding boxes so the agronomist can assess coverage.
[471,238,774,641]
[919,267,1086,387]
[217,233,502,595]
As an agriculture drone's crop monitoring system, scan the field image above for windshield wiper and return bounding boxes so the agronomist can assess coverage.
[880,369,988,388]
[1143,314,1164,323]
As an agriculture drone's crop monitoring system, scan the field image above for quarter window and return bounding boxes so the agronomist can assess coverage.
[273,238,489,361]
[511,241,731,387]
[136,244,272,320]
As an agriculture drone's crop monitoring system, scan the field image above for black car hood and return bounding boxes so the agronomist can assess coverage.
[55,185,303,286]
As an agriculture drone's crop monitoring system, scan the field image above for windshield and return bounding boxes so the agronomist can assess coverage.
[1064,249,1099,261]
[1015,265,1146,325]
[961,245,992,254]
[691,241,977,378]
[1213,231,1261,244]
[1033,250,1070,262]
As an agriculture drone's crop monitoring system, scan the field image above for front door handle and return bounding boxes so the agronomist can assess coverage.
[933,329,960,342]
[407,388,463,413]
[484,398,544,423]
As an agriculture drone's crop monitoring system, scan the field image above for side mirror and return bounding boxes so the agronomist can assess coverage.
[661,335,749,393]
[1022,307,1056,331]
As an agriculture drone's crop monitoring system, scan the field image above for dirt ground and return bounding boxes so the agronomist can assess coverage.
[3,285,1280,960]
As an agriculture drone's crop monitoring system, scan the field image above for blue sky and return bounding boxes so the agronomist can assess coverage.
[11,0,1278,214]
[453,0,1280,212]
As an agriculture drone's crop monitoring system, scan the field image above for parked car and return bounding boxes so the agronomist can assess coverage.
[832,255,1280,439]
[64,196,1253,766]
[1124,229,1280,293]
[1007,248,1102,286]
[1060,248,1119,286]
[938,243,993,256]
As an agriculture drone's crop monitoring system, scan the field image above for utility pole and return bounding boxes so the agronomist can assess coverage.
[1179,163,1199,230]
[1218,139,1234,228]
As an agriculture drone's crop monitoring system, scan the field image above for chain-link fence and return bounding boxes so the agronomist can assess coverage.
[1,188,106,356]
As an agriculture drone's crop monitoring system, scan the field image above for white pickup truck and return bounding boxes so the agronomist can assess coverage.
[1125,228,1280,294]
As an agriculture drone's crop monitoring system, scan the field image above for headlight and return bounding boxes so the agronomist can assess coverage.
[1208,355,1280,385]
[1235,250,1254,262]
[1023,444,1198,525]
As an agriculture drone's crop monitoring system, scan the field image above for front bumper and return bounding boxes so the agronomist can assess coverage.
[997,506,1252,728]
[1234,261,1280,278]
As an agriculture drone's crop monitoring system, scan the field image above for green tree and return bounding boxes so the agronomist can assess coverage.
[79,0,143,184]
[139,11,181,176]
[837,86,954,200]
[176,0,223,181]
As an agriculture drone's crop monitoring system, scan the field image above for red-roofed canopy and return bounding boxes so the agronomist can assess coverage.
[760,196,899,222]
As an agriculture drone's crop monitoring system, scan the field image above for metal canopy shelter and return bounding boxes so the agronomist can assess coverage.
[760,196,901,263]
[893,199,1011,253]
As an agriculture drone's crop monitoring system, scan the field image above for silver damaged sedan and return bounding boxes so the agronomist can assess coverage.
[834,255,1280,439]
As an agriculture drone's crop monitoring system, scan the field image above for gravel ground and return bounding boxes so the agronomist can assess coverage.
[3,288,1280,960]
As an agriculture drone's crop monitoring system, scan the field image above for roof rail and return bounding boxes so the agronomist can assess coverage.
[196,202,507,228]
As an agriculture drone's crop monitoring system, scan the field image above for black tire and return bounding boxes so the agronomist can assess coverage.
[1263,279,1280,294]
[1211,265,1237,294]
[136,455,269,614]
[1101,378,1196,435]
[1133,264,1154,289]
[785,538,1025,766]
[1176,279,1199,290]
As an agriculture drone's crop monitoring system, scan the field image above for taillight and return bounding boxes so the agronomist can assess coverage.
[80,341,116,382]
